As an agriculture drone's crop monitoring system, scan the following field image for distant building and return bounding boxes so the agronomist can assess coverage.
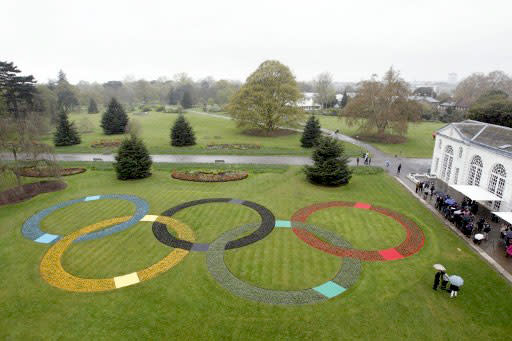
[431,120,512,211]
[297,92,321,111]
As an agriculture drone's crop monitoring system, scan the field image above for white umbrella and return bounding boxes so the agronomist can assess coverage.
[474,233,484,241]
[433,264,446,271]
[449,275,464,286]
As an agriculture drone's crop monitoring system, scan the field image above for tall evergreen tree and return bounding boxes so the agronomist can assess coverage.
[114,135,152,180]
[54,111,81,146]
[304,137,351,186]
[101,97,129,134]
[340,90,348,108]
[181,90,193,109]
[301,115,322,148]
[55,70,79,113]
[0,61,37,118]
[170,114,196,146]
[88,98,99,113]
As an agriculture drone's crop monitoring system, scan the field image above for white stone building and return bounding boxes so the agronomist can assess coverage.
[431,120,512,212]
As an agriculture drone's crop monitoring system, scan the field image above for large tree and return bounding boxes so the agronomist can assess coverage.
[343,68,421,137]
[101,97,129,134]
[54,111,81,146]
[0,61,37,119]
[55,70,79,113]
[313,72,336,109]
[227,60,303,133]
[454,71,512,107]
[181,90,193,109]
[304,137,352,186]
[468,90,512,128]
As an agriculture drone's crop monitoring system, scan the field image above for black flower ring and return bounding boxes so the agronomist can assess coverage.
[152,198,275,251]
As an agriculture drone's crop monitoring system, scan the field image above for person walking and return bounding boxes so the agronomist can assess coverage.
[356,157,359,166]
[397,163,402,175]
[368,157,372,165]
[385,160,390,168]
[441,272,449,291]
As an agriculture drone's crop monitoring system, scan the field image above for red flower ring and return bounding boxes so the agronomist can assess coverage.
[291,201,425,261]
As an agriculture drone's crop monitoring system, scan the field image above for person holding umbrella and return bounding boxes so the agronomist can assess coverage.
[448,275,464,298]
[432,264,446,290]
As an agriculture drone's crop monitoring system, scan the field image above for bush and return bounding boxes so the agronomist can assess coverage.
[304,137,352,186]
[155,105,165,112]
[114,136,152,180]
[141,105,152,112]
[126,119,142,137]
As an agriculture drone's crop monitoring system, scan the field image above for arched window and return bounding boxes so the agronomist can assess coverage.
[488,164,507,210]
[441,145,454,182]
[467,155,483,186]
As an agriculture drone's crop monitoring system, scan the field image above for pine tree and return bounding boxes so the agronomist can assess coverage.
[114,135,152,180]
[340,90,348,108]
[170,114,196,146]
[301,115,322,148]
[181,90,193,109]
[54,111,81,146]
[88,98,99,113]
[304,137,352,186]
[101,97,128,134]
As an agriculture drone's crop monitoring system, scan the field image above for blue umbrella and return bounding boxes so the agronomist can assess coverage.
[449,275,464,286]
[445,199,456,205]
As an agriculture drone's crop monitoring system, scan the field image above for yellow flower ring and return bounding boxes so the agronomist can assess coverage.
[40,216,195,292]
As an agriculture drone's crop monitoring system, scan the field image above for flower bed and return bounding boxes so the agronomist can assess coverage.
[16,167,86,177]
[206,143,261,150]
[91,139,122,148]
[0,180,67,206]
[171,170,248,182]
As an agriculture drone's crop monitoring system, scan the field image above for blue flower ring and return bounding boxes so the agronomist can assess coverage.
[22,194,149,244]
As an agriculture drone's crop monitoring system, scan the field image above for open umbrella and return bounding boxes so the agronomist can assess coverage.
[445,199,456,205]
[433,264,446,271]
[474,234,484,241]
[449,275,464,287]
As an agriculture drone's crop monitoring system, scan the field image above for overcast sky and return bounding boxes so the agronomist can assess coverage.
[3,0,511,84]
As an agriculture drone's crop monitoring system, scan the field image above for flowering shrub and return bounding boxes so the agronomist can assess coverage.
[171,171,248,182]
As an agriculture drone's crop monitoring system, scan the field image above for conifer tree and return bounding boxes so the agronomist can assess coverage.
[170,114,196,146]
[181,90,193,109]
[101,97,128,134]
[54,111,81,146]
[301,115,322,148]
[340,90,349,108]
[114,135,152,180]
[304,137,351,186]
[88,98,99,113]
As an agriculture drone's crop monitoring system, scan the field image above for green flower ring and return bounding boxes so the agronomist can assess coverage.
[206,222,362,305]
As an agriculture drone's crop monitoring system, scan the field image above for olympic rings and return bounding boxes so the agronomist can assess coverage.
[291,201,425,261]
[206,222,361,305]
[25,195,424,301]
[22,194,149,244]
[152,198,275,251]
[40,216,194,292]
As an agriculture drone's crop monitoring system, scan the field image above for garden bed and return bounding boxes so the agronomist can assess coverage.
[243,128,297,137]
[15,167,86,177]
[91,139,122,148]
[171,170,248,182]
[206,143,261,150]
[0,180,67,205]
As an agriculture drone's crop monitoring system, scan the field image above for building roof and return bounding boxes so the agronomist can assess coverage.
[446,120,512,155]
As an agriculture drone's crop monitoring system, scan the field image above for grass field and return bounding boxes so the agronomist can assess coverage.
[318,116,445,158]
[40,111,364,157]
[1,165,511,339]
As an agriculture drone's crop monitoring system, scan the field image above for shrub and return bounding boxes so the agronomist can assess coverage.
[54,111,81,146]
[301,115,322,148]
[114,136,152,180]
[101,98,129,134]
[304,137,351,186]
[170,114,196,146]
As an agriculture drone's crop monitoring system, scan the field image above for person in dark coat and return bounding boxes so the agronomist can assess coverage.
[397,163,402,175]
[433,270,445,290]
[440,272,449,290]
[356,157,359,166]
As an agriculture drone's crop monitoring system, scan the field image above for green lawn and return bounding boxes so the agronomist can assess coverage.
[1,165,511,339]
[318,116,445,158]
[40,111,364,157]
